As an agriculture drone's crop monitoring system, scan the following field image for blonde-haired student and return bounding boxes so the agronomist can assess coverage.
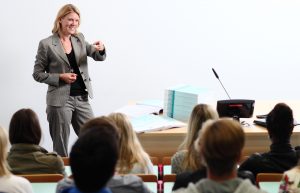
[108,113,155,174]
[0,126,33,193]
[171,104,219,174]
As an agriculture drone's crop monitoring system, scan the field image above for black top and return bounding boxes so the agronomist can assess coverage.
[66,49,88,96]
[238,142,300,180]
[172,168,255,191]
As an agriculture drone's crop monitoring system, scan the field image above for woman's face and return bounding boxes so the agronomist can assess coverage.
[60,12,79,36]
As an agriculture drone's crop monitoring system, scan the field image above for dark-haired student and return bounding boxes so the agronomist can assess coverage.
[7,108,65,175]
[239,103,300,179]
[56,116,153,193]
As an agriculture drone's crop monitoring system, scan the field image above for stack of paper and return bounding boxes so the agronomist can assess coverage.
[163,84,186,118]
[131,114,186,133]
[114,99,185,133]
[164,85,215,122]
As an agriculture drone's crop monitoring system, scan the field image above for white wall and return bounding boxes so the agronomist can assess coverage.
[1,0,300,152]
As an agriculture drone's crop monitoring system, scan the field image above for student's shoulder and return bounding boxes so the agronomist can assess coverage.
[245,153,265,163]
[10,174,31,184]
[235,179,268,193]
[238,153,266,171]
[109,175,152,193]
[37,150,64,167]
[46,151,60,157]
[110,174,143,185]
[2,175,32,190]
[56,178,75,193]
[172,150,187,161]
[42,151,63,162]
[173,181,201,193]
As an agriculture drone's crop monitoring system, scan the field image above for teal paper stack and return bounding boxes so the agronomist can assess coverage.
[163,84,186,118]
[164,85,214,122]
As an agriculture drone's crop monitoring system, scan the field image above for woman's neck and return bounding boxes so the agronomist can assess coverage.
[58,31,71,41]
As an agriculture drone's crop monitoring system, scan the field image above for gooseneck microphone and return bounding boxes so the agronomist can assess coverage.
[212,68,231,99]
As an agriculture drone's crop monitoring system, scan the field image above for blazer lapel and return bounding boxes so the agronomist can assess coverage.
[52,34,70,66]
[71,35,81,65]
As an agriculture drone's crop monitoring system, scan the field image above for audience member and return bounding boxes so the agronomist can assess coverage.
[239,103,300,179]
[172,167,255,190]
[7,108,65,175]
[108,113,154,174]
[0,126,33,193]
[173,119,266,193]
[278,164,300,193]
[171,104,218,174]
[56,116,153,193]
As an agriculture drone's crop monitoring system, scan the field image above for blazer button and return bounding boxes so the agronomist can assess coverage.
[80,71,83,74]
[84,79,87,81]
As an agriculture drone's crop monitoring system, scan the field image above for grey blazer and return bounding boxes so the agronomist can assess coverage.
[33,33,106,107]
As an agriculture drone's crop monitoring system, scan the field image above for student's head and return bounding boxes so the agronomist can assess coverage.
[185,104,219,149]
[180,104,219,171]
[266,103,294,143]
[108,112,136,149]
[80,116,119,136]
[0,126,10,176]
[108,112,150,174]
[9,108,42,145]
[52,4,81,34]
[71,117,119,192]
[197,119,245,177]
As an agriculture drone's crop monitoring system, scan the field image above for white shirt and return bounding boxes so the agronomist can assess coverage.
[0,175,33,193]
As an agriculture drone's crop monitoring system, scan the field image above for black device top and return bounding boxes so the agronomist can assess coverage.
[217,99,255,119]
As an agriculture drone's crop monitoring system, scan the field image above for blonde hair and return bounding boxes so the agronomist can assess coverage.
[52,4,81,34]
[0,126,11,176]
[108,113,151,174]
[180,104,219,171]
[197,119,245,176]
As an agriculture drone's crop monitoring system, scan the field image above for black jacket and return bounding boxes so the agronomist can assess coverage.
[238,143,300,179]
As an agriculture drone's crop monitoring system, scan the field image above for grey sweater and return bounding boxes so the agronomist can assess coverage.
[172,178,267,193]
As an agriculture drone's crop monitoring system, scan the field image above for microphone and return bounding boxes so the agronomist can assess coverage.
[212,68,231,99]
[212,68,219,79]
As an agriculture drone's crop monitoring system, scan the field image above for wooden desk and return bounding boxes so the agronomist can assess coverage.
[137,101,300,161]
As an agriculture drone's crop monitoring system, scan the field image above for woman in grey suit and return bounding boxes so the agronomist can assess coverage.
[33,4,106,157]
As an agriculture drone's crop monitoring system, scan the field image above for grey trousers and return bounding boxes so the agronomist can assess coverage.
[46,95,94,157]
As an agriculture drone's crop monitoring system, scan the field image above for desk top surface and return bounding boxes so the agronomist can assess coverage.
[141,100,300,136]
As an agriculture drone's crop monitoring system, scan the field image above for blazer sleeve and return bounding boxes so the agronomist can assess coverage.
[78,33,106,61]
[32,40,60,87]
